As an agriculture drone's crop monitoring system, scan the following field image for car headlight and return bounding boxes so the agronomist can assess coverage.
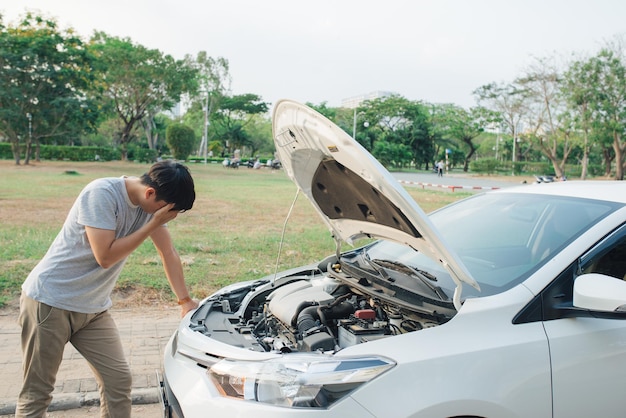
[208,354,395,408]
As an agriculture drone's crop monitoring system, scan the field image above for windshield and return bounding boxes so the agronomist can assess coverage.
[363,192,619,299]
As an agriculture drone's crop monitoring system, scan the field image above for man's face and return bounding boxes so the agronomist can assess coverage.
[148,199,170,214]
[144,187,172,214]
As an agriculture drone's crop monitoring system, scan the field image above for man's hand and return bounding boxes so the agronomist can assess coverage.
[180,298,199,317]
[152,203,179,226]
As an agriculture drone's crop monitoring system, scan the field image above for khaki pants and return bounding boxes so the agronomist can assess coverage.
[16,294,132,418]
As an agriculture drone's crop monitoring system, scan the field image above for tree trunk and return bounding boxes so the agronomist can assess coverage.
[462,138,476,172]
[614,155,624,180]
[120,139,129,161]
[143,116,158,150]
[613,133,624,180]
[24,141,32,165]
[35,140,41,162]
[602,148,613,177]
[11,140,21,165]
[580,133,589,180]
[119,118,139,161]
[580,151,589,180]
[549,156,563,178]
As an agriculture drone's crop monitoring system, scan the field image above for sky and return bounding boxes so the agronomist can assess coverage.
[2,0,625,110]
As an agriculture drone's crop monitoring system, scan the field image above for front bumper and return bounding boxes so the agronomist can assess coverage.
[162,330,377,418]
[158,370,184,418]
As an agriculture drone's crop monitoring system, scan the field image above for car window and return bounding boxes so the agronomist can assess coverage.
[580,224,626,281]
[516,222,626,324]
[367,194,619,302]
[429,193,618,295]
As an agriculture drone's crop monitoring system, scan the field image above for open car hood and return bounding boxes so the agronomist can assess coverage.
[272,100,479,307]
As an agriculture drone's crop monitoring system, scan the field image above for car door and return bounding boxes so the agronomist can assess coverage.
[543,223,626,418]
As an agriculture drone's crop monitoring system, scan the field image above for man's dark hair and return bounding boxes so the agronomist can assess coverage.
[140,160,196,211]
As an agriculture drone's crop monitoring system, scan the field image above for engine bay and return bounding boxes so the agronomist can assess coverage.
[189,258,456,354]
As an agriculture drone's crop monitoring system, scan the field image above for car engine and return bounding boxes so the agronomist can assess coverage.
[188,259,455,354]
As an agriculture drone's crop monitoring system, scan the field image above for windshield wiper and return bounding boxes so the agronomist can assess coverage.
[371,259,437,280]
[363,256,390,280]
[370,259,447,300]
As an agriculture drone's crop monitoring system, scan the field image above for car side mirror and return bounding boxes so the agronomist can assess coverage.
[574,273,626,311]
[569,273,626,318]
[556,274,626,319]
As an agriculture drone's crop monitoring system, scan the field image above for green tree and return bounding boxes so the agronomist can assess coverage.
[400,101,437,169]
[211,94,269,155]
[432,104,500,172]
[372,140,411,168]
[184,51,230,158]
[0,12,98,164]
[562,55,599,179]
[474,82,528,165]
[166,123,196,160]
[359,96,435,170]
[579,48,626,179]
[306,101,338,120]
[244,114,273,157]
[141,113,170,154]
[89,32,198,160]
[516,56,575,179]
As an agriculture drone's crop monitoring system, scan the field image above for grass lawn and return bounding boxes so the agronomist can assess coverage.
[0,159,471,308]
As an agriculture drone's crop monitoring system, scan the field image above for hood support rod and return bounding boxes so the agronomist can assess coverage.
[271,188,301,287]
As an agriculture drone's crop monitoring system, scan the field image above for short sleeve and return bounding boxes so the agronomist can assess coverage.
[76,181,118,231]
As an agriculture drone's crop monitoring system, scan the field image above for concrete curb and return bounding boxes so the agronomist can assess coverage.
[0,388,159,416]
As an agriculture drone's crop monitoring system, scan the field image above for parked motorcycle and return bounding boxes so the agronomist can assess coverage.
[534,175,555,183]
[222,158,240,169]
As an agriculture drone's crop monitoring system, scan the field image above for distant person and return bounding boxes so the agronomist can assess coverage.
[437,160,444,177]
[16,160,198,417]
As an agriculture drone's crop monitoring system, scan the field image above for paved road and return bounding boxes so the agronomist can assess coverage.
[392,170,531,191]
[6,403,162,418]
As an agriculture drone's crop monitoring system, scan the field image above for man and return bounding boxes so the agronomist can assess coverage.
[437,160,444,177]
[16,160,199,418]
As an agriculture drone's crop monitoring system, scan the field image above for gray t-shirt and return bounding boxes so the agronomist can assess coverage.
[22,176,152,313]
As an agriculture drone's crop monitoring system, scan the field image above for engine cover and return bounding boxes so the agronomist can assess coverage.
[268,281,334,326]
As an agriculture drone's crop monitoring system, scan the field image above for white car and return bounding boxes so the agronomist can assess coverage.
[161,100,626,418]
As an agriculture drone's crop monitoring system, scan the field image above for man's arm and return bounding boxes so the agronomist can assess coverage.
[150,225,198,317]
[86,203,178,269]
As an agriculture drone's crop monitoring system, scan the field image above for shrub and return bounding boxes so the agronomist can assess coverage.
[166,124,196,161]
[126,144,159,163]
[0,143,121,161]
[469,158,499,174]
